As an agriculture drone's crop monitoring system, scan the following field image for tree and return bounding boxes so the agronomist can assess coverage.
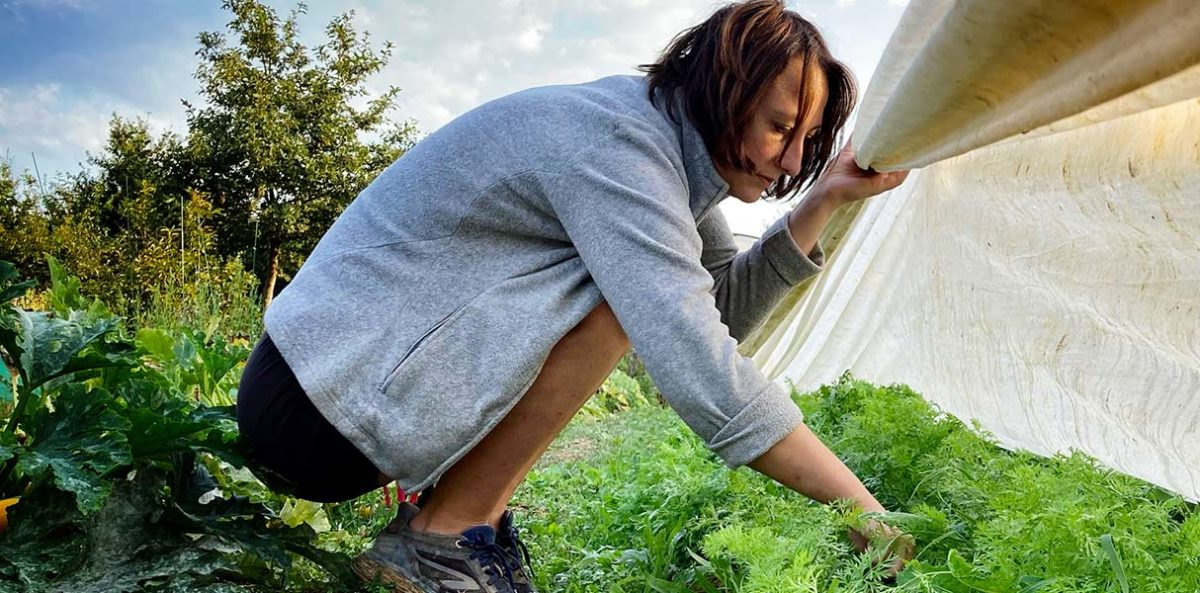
[186,0,416,308]
[0,160,113,297]
[84,116,192,248]
[0,160,52,281]
[27,117,199,305]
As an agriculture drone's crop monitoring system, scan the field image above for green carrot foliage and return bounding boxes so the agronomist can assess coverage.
[516,377,1200,592]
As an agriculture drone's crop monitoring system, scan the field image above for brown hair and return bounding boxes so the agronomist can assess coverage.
[640,0,856,200]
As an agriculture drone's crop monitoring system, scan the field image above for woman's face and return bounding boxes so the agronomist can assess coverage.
[716,57,829,203]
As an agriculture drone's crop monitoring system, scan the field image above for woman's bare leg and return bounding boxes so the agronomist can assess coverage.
[407,300,630,535]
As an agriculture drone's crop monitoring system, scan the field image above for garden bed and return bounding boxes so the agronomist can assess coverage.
[516,377,1200,592]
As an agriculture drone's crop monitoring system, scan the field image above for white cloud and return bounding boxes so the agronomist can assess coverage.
[516,23,547,52]
[356,0,716,134]
[0,0,90,25]
[340,0,905,141]
[0,83,178,178]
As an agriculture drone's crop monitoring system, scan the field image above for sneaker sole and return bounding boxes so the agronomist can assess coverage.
[352,555,432,593]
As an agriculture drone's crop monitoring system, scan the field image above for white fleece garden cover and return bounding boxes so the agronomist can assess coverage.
[744,0,1200,500]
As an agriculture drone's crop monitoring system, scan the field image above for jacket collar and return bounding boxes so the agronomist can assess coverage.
[661,90,730,221]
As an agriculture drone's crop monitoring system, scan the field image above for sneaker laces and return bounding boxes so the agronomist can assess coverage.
[498,512,536,582]
[457,526,517,590]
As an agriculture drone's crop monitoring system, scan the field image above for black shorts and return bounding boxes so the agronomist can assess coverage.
[236,332,382,502]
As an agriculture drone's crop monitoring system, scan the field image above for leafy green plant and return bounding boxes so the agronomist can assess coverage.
[516,374,1200,593]
[3,254,1195,593]
[0,257,131,512]
[0,259,358,592]
[131,257,263,343]
[136,326,249,407]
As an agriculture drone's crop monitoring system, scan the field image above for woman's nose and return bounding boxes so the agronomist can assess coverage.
[778,137,804,177]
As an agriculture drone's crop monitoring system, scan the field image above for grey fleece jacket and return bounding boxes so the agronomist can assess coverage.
[264,75,824,492]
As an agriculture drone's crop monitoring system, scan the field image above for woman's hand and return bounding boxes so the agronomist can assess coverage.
[749,423,912,580]
[810,141,909,209]
[848,517,915,579]
[785,141,909,254]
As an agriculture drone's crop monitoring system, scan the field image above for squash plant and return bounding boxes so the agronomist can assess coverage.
[0,258,131,513]
[0,260,355,592]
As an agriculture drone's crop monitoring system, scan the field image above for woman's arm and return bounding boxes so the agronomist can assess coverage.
[699,211,823,342]
[747,422,884,512]
[750,424,911,574]
[787,143,909,254]
[753,143,908,510]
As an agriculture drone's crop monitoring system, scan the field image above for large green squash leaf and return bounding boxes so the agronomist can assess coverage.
[17,384,132,514]
[136,328,247,406]
[16,310,120,390]
[134,328,178,364]
[125,402,240,463]
[0,478,253,593]
[111,373,243,465]
[0,487,87,592]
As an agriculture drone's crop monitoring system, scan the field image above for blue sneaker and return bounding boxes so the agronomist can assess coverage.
[353,503,518,593]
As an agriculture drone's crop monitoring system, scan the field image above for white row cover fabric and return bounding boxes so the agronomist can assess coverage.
[852,0,1200,172]
[745,0,1200,500]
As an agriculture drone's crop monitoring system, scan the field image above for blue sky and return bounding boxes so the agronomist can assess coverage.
[0,0,907,232]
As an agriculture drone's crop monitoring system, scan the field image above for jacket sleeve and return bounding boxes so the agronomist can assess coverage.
[540,127,804,468]
[698,210,825,342]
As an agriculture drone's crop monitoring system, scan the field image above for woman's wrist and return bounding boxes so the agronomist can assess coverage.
[857,495,886,514]
[806,182,850,211]
[786,187,842,254]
